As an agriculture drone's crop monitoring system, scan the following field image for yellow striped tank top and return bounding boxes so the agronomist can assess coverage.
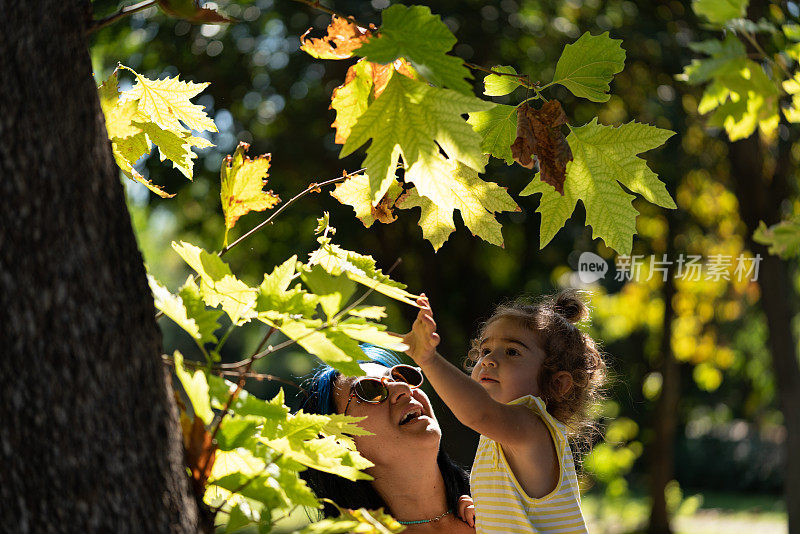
[469,395,587,534]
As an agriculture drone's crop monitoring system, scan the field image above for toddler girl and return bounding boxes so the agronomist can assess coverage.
[403,290,605,533]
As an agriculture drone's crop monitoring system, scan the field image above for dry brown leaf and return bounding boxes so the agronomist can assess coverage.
[300,15,374,60]
[511,100,572,194]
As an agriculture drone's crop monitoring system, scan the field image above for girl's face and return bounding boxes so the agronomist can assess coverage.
[470,317,546,404]
[332,363,441,469]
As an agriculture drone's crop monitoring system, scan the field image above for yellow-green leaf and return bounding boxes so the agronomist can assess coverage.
[397,158,520,250]
[551,32,625,103]
[330,173,403,228]
[120,65,217,133]
[220,142,280,244]
[172,241,258,325]
[173,350,215,425]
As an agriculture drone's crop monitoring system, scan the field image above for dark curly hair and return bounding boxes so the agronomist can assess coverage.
[466,289,606,439]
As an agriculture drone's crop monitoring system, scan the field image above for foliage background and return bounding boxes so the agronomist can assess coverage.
[89,0,793,530]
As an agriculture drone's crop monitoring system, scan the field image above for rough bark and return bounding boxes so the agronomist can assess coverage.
[0,1,198,531]
[729,133,800,534]
[646,228,679,534]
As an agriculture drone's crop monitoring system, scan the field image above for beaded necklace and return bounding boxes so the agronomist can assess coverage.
[397,509,452,525]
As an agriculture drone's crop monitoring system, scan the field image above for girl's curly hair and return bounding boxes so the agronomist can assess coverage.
[466,289,606,439]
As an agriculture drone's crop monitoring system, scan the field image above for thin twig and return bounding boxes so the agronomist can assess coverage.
[206,326,277,450]
[220,170,361,258]
[162,354,303,390]
[154,168,362,320]
[87,0,158,34]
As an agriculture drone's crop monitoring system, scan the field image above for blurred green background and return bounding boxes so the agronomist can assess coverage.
[90,0,794,531]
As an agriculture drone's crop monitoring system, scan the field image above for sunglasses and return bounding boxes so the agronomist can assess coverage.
[343,365,424,415]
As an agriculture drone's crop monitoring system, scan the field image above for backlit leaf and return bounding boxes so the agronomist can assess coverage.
[341,73,493,206]
[174,351,215,425]
[483,65,524,97]
[220,142,280,245]
[299,508,403,534]
[397,158,520,250]
[356,4,472,94]
[301,15,372,60]
[692,0,748,25]
[753,217,800,258]
[172,241,257,325]
[521,119,675,254]
[511,100,573,193]
[120,65,217,133]
[551,32,625,102]
[467,104,518,165]
[331,173,404,228]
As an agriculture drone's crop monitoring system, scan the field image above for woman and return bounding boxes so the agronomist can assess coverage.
[300,345,475,532]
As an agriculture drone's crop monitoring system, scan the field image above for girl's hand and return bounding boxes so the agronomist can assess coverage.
[402,294,440,367]
[457,495,476,527]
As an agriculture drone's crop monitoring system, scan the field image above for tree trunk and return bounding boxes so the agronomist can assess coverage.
[729,133,800,534]
[647,227,680,534]
[0,2,198,531]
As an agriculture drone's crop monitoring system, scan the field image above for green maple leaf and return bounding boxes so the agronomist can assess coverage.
[256,256,319,324]
[179,278,224,344]
[119,65,217,133]
[550,32,625,102]
[338,318,408,352]
[341,73,493,206]
[262,434,373,481]
[270,318,366,376]
[149,275,202,340]
[149,275,222,344]
[397,159,520,251]
[300,264,356,319]
[355,4,472,94]
[173,351,215,425]
[135,121,196,178]
[208,377,290,420]
[172,241,257,325]
[220,143,280,245]
[521,119,675,254]
[483,65,525,97]
[330,59,374,144]
[693,0,748,26]
[467,104,518,165]
[681,36,778,140]
[330,173,404,228]
[308,239,418,306]
[753,217,800,258]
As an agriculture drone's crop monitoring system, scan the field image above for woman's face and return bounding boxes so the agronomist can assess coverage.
[332,363,441,469]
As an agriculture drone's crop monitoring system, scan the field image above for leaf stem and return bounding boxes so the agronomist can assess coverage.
[87,0,158,34]
[219,170,362,258]
[154,169,361,321]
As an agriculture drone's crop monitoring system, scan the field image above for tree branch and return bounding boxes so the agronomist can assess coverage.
[87,0,158,34]
[289,0,367,27]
